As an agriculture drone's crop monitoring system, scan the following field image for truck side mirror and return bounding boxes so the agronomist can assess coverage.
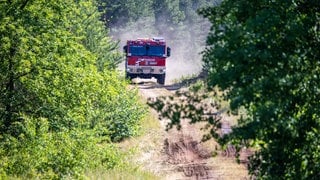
[123,45,127,54]
[167,47,171,57]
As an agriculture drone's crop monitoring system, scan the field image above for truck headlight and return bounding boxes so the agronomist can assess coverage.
[159,68,166,73]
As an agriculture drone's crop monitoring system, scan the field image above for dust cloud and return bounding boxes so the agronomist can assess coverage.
[111,15,210,84]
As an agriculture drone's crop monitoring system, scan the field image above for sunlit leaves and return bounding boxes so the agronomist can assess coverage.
[200,0,320,178]
[0,0,145,178]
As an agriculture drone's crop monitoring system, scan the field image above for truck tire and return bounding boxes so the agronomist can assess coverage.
[126,73,135,81]
[157,74,166,85]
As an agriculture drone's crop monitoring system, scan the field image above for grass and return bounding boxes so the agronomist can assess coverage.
[86,78,250,179]
[84,83,163,179]
[85,107,163,180]
[207,156,249,180]
[85,167,159,180]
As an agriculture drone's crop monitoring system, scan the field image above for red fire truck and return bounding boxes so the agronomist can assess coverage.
[123,37,171,85]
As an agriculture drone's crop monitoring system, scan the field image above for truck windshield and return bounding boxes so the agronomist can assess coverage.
[129,45,165,57]
[148,46,165,56]
[129,45,146,56]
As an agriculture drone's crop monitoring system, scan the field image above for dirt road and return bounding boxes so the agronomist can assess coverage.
[132,78,249,180]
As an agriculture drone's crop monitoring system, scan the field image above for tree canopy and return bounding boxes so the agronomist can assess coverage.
[0,0,144,178]
[199,0,319,178]
[100,0,221,68]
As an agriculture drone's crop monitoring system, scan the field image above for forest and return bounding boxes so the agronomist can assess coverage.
[1,0,319,179]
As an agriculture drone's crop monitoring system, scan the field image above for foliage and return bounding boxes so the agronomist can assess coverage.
[0,116,130,179]
[98,0,154,27]
[100,0,221,28]
[0,0,145,178]
[93,85,146,142]
[148,80,222,141]
[75,1,122,70]
[199,0,320,179]
[101,0,221,65]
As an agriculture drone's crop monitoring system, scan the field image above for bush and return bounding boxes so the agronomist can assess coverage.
[0,115,131,179]
[0,0,146,178]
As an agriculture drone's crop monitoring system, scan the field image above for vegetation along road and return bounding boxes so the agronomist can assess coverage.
[1,0,318,179]
[131,78,249,179]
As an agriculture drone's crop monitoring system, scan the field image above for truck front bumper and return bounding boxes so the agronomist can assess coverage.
[126,65,166,75]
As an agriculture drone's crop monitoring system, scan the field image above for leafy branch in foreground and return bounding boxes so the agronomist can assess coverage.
[199,0,320,179]
[147,81,222,141]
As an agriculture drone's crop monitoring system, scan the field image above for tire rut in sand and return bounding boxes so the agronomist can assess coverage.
[136,80,248,179]
[163,135,214,179]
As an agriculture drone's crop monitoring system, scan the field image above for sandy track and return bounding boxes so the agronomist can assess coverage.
[132,79,248,180]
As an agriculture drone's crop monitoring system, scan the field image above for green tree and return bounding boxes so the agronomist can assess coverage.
[74,1,122,70]
[0,0,144,178]
[199,0,320,178]
[100,0,219,41]
[98,0,154,27]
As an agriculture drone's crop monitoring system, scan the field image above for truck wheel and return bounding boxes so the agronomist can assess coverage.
[126,73,135,81]
[157,74,166,85]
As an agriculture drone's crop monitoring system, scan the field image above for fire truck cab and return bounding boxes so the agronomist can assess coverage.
[123,37,171,85]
